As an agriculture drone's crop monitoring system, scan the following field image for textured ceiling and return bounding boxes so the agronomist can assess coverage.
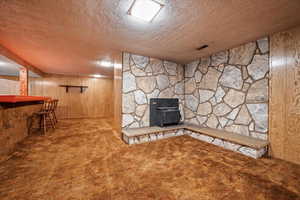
[0,0,300,76]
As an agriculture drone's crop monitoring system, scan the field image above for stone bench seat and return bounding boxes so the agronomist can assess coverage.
[185,125,268,150]
[122,124,186,137]
[122,124,268,159]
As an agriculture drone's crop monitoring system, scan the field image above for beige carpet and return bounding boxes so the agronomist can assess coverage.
[0,119,299,200]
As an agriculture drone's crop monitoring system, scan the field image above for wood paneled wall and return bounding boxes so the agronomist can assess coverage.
[29,75,114,119]
[0,76,19,95]
[269,25,300,165]
[113,54,122,134]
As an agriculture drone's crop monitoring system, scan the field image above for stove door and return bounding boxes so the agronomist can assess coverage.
[160,110,181,126]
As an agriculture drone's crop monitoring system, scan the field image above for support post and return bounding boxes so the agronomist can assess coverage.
[19,67,28,96]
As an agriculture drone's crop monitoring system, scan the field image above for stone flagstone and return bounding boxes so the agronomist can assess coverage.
[247,54,269,81]
[140,107,150,127]
[123,72,136,93]
[229,42,256,65]
[257,37,269,54]
[247,104,268,133]
[136,105,147,117]
[197,102,212,115]
[147,89,160,102]
[122,93,135,114]
[159,87,174,98]
[197,116,208,124]
[199,68,221,91]
[123,114,134,127]
[131,65,146,76]
[219,65,243,90]
[206,114,219,128]
[195,71,203,82]
[199,57,210,74]
[164,61,177,75]
[185,60,198,77]
[213,103,232,116]
[134,90,147,105]
[235,105,252,125]
[199,89,214,103]
[185,95,199,112]
[185,78,197,94]
[151,58,164,75]
[224,89,245,108]
[215,87,226,103]
[175,81,184,95]
[247,79,268,102]
[211,51,228,66]
[136,77,156,93]
[185,108,196,119]
[227,106,241,120]
[132,54,149,68]
[157,75,170,90]
[123,53,131,71]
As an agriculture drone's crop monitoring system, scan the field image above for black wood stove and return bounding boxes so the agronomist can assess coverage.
[150,98,181,127]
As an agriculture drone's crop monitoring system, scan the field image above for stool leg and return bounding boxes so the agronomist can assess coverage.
[48,113,56,129]
[51,111,58,124]
[53,111,58,124]
[43,114,47,134]
[39,115,43,134]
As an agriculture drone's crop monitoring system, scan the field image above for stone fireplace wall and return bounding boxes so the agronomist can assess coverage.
[122,53,185,128]
[184,38,269,140]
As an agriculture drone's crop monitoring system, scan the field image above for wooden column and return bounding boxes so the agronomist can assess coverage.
[113,53,123,135]
[269,25,300,165]
[19,67,28,96]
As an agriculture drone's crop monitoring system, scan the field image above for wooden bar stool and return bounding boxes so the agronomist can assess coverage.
[51,99,59,124]
[35,99,56,134]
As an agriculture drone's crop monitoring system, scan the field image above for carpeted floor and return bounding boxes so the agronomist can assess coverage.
[0,119,299,200]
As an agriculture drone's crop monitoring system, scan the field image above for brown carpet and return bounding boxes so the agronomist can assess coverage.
[0,119,299,200]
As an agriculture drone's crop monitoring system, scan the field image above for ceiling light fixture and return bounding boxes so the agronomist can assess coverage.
[92,74,103,78]
[96,60,113,67]
[128,0,164,22]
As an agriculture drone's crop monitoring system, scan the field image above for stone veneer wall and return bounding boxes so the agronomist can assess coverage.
[184,38,269,140]
[0,103,42,162]
[122,53,185,128]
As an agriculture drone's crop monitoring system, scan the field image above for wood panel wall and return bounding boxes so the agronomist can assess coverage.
[29,75,114,119]
[113,54,122,134]
[269,25,300,165]
[0,76,19,95]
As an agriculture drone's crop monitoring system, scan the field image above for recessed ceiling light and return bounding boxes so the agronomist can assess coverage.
[92,74,102,78]
[96,60,113,67]
[128,0,164,22]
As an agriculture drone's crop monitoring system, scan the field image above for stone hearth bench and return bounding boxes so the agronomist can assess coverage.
[122,124,269,159]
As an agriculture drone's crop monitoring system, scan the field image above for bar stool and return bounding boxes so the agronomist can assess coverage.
[51,99,59,124]
[35,99,56,134]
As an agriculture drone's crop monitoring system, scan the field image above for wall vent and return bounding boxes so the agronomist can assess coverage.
[196,45,208,51]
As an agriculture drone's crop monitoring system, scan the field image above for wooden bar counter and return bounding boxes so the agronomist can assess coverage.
[0,95,49,162]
